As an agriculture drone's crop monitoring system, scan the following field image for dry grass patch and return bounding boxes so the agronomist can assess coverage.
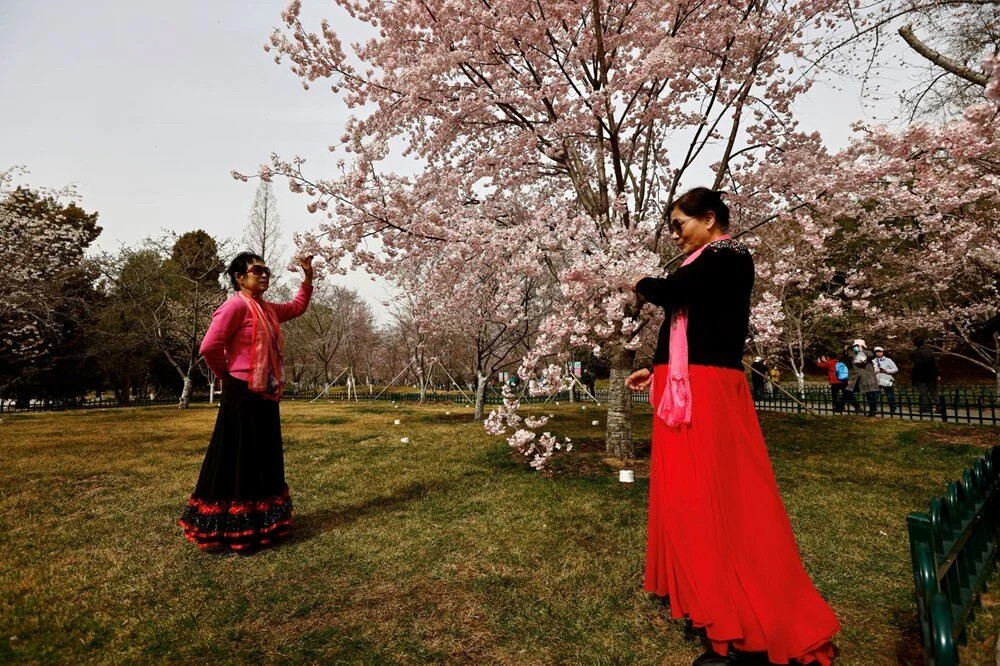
[1,401,997,664]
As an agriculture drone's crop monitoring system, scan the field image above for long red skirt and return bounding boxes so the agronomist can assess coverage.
[645,364,840,664]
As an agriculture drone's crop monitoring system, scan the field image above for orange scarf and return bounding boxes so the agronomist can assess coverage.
[238,292,284,401]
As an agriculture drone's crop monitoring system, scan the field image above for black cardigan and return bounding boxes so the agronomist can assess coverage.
[636,239,754,370]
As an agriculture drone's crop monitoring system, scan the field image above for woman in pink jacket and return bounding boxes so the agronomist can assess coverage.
[178,252,313,553]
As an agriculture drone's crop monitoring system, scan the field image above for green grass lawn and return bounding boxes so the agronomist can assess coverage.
[1,400,997,664]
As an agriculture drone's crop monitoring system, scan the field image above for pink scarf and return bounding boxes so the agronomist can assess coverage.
[238,292,285,401]
[650,234,731,427]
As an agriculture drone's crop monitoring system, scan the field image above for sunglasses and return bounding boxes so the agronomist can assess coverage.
[669,215,696,235]
[245,265,271,277]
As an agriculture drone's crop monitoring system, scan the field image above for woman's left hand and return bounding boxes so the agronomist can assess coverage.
[298,255,315,283]
[625,368,652,392]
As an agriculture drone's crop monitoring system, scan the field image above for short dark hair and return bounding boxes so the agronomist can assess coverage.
[226,252,265,290]
[914,336,926,347]
[669,187,730,230]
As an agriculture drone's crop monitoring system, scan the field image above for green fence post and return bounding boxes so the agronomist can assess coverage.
[931,590,958,666]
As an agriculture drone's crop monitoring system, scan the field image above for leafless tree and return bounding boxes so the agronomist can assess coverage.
[242,181,286,279]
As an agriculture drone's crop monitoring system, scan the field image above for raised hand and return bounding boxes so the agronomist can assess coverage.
[298,255,315,282]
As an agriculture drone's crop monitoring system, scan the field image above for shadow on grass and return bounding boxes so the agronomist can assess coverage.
[290,476,466,543]
[890,606,924,665]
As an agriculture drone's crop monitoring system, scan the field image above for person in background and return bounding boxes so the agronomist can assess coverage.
[750,357,768,400]
[817,353,849,414]
[768,365,781,396]
[581,367,596,398]
[872,346,898,414]
[845,339,879,417]
[910,337,941,414]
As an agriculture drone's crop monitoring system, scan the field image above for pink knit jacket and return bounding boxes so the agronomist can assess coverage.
[199,283,312,384]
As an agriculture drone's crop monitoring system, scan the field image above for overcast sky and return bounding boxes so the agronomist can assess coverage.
[1,1,907,321]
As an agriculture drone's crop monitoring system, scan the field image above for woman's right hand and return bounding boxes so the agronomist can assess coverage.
[625,368,652,392]
[298,255,315,283]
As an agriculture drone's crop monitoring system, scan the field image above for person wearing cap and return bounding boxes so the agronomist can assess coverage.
[872,346,899,414]
[750,356,768,400]
[846,339,879,417]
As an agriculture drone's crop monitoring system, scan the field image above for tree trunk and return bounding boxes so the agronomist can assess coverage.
[178,375,193,409]
[605,348,636,459]
[474,370,487,420]
[994,332,1000,396]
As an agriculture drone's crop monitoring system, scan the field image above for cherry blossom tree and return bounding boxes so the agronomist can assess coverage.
[1,168,101,395]
[388,222,552,417]
[737,76,999,389]
[728,0,999,389]
[986,54,1000,101]
[245,0,854,457]
[391,294,450,403]
[745,220,846,393]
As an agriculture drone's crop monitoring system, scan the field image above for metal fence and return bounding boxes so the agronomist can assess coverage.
[2,383,998,425]
[746,386,999,426]
[576,385,998,425]
[0,394,212,413]
[907,446,1000,665]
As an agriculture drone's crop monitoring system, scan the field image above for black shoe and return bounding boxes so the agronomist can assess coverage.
[731,650,771,665]
[684,619,708,645]
[692,649,736,665]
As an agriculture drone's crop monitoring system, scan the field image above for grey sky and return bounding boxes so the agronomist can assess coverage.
[1,1,909,321]
[0,1,396,312]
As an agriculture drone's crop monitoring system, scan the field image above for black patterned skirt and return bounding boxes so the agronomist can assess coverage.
[178,376,292,552]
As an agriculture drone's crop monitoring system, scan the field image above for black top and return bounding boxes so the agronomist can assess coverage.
[909,347,938,383]
[636,239,754,370]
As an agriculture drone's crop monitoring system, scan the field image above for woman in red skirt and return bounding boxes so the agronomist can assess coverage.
[627,188,839,665]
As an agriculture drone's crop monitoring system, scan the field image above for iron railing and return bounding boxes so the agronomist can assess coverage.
[907,446,1000,665]
[2,383,997,424]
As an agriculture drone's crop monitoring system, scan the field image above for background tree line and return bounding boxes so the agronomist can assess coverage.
[0,178,542,409]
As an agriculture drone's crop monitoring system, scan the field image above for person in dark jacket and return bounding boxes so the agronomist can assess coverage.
[845,339,879,417]
[910,337,940,414]
[580,368,596,399]
[750,357,768,401]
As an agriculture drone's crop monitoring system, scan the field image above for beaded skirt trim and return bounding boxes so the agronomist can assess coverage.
[178,486,292,552]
